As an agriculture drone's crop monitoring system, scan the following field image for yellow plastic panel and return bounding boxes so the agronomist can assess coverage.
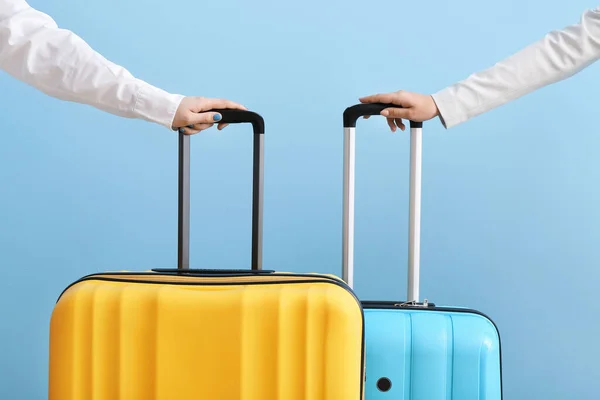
[49,275,364,400]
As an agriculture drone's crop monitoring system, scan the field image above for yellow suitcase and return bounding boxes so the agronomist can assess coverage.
[48,110,365,400]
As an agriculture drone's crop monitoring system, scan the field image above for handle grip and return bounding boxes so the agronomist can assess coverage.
[178,108,265,271]
[213,109,265,135]
[343,103,423,129]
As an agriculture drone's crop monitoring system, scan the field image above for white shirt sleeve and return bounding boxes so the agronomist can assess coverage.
[431,7,600,129]
[0,0,185,129]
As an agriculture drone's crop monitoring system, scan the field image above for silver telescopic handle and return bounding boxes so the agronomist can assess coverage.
[342,103,423,302]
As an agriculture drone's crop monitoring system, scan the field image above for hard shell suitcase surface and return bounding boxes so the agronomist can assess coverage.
[48,110,366,400]
[341,104,502,399]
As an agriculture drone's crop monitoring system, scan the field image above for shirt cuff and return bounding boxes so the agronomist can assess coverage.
[431,87,466,129]
[133,80,185,129]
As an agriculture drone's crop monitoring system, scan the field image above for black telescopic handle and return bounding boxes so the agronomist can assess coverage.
[178,109,265,271]
[343,103,423,128]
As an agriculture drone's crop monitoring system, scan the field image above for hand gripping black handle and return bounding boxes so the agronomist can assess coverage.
[212,109,265,135]
[178,108,265,271]
[343,103,423,128]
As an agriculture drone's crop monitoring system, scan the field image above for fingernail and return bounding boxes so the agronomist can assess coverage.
[381,110,389,117]
[213,114,222,121]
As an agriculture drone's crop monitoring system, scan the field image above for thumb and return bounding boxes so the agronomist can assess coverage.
[380,107,414,120]
[186,111,223,126]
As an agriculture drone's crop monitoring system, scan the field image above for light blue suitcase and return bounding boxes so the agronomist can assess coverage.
[341,104,503,399]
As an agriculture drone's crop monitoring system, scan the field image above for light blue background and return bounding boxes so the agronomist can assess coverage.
[1,0,599,398]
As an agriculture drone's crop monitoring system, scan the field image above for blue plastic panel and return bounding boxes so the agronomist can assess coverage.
[364,307,502,399]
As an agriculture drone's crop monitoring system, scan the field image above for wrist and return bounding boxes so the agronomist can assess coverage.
[429,95,440,117]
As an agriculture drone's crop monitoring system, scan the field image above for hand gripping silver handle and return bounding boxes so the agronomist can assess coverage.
[342,103,423,302]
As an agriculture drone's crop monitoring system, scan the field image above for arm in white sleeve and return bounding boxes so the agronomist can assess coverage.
[431,7,600,129]
[0,0,184,129]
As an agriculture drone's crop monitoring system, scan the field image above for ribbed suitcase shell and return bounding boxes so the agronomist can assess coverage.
[363,302,502,399]
[48,271,365,400]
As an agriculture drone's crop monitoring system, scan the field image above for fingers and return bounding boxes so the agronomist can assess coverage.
[174,110,233,134]
[177,123,214,135]
[385,118,405,132]
[185,97,248,130]
[387,118,397,132]
[359,93,395,104]
[172,96,248,133]
[178,122,229,134]
[175,121,231,135]
[394,118,406,131]
[359,91,408,106]
[190,123,215,131]
[358,91,419,132]
[177,126,201,135]
[201,98,247,112]
[364,114,406,132]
